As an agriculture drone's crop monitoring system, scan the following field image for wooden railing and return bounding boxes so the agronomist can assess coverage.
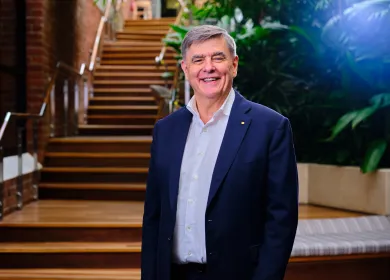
[0,61,87,219]
[89,0,124,72]
[0,0,124,220]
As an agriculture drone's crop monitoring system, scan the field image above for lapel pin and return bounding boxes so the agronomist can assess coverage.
[241,121,245,125]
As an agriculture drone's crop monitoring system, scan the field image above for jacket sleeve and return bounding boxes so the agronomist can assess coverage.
[141,122,161,280]
[252,117,299,280]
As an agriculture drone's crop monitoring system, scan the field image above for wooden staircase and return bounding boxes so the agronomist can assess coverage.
[0,18,176,279]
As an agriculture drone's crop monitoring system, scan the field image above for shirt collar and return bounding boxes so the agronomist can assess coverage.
[186,88,235,118]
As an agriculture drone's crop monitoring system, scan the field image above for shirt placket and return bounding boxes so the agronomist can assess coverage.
[184,121,210,261]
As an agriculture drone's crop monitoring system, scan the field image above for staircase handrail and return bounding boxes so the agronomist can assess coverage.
[89,0,123,72]
[0,61,86,220]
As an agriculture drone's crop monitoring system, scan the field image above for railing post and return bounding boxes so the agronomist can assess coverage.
[50,85,56,137]
[0,145,4,220]
[63,79,69,136]
[16,126,23,210]
[83,77,89,124]
[74,79,79,135]
[32,119,39,200]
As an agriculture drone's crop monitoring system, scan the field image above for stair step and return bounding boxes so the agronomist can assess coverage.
[116,35,164,41]
[41,167,148,173]
[44,152,150,167]
[87,105,158,116]
[117,30,168,35]
[125,17,175,22]
[124,25,170,29]
[89,97,156,106]
[102,46,169,52]
[95,65,175,72]
[39,183,147,201]
[89,96,156,106]
[88,105,157,109]
[0,200,144,242]
[40,166,149,183]
[125,21,174,27]
[78,124,153,136]
[104,41,164,47]
[87,115,156,125]
[46,136,152,153]
[101,53,175,59]
[39,183,145,191]
[93,72,171,81]
[100,59,176,65]
[87,108,157,116]
[0,242,141,268]
[0,269,140,280]
[93,80,172,86]
[0,242,140,253]
[92,88,153,97]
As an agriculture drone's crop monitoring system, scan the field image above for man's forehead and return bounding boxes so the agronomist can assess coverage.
[187,38,228,53]
[191,51,226,58]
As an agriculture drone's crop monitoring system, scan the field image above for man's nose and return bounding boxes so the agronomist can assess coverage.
[203,58,215,72]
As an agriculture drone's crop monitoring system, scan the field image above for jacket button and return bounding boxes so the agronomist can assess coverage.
[168,237,171,241]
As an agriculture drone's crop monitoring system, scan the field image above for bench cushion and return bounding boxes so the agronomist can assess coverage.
[291,216,390,257]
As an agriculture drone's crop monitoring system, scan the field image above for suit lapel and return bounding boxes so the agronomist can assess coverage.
[169,108,192,212]
[207,93,252,208]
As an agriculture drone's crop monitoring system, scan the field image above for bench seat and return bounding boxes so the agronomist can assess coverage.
[291,215,390,257]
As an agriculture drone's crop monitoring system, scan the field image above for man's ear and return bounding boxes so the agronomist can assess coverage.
[181,59,189,80]
[233,55,239,78]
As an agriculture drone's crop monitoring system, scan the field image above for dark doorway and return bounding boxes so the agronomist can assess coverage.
[161,0,177,17]
[0,0,27,156]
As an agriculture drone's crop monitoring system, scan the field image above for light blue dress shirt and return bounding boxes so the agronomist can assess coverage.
[172,88,235,264]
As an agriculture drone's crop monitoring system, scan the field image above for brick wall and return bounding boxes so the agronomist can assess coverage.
[76,0,102,70]
[26,0,54,162]
[1,0,102,218]
[24,0,101,160]
[0,0,18,156]
[3,172,36,215]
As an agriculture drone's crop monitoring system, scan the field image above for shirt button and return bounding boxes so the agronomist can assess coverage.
[188,251,192,256]
[193,174,198,180]
[186,225,191,231]
[188,199,193,204]
[197,151,203,156]
[202,128,207,132]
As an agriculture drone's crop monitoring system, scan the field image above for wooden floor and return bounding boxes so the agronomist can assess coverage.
[0,201,375,279]
[0,200,365,226]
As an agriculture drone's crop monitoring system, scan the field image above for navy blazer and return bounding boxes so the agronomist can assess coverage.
[141,92,299,280]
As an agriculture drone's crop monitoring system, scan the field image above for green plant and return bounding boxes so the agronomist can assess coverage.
[322,0,390,172]
[162,0,390,172]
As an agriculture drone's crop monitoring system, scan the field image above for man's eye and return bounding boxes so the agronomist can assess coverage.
[193,59,203,63]
[213,56,224,61]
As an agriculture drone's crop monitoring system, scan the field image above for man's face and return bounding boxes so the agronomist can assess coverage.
[181,36,238,100]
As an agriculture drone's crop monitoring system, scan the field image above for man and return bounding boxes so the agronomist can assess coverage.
[141,25,299,280]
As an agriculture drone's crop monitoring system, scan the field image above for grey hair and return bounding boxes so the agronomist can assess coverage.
[181,25,236,59]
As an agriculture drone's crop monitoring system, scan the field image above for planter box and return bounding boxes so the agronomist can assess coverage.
[297,163,309,204]
[297,163,390,215]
